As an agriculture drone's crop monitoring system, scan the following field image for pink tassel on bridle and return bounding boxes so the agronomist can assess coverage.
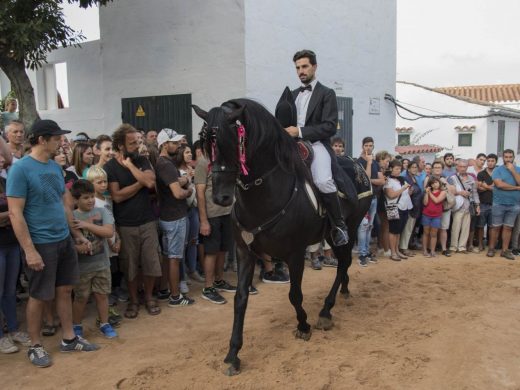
[237,121,249,176]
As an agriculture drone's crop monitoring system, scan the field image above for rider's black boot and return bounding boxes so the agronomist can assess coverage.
[321,192,349,246]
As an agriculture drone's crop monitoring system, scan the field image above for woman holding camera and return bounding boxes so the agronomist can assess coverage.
[384,159,414,261]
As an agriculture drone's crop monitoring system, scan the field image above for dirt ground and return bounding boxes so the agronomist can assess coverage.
[2,252,520,390]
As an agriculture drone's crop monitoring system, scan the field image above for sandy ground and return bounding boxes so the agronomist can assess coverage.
[2,251,520,390]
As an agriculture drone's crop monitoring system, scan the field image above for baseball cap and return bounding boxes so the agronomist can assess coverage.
[157,128,184,147]
[30,119,71,137]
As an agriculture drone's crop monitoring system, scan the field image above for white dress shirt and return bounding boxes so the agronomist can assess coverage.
[295,78,318,138]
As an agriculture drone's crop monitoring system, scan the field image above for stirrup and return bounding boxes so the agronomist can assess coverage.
[331,226,349,246]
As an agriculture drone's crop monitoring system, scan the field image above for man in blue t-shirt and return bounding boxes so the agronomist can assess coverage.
[7,119,98,368]
[487,149,520,260]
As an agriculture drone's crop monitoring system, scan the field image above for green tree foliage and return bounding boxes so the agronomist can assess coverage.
[0,0,113,129]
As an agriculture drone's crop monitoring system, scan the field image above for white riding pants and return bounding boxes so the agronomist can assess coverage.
[311,141,337,194]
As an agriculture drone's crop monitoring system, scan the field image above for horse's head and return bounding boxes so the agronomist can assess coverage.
[192,103,245,207]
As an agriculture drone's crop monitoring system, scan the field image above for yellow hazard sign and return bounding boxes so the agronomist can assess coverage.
[136,105,146,117]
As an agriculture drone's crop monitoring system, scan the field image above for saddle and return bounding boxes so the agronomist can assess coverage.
[297,140,314,168]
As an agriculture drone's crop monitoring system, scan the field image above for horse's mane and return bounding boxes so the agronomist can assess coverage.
[222,98,305,178]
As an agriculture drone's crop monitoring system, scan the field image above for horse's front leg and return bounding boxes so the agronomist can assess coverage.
[223,243,255,376]
[317,239,352,330]
[286,248,312,341]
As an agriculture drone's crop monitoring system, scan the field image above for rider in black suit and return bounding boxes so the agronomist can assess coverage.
[282,50,349,246]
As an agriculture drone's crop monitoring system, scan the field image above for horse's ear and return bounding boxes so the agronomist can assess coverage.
[192,105,208,121]
[226,105,245,123]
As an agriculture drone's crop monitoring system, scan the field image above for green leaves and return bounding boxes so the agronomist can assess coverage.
[0,0,112,70]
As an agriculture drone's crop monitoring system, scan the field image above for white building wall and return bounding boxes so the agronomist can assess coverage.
[2,0,396,142]
[244,0,397,155]
[12,41,105,134]
[396,82,495,159]
[99,0,246,136]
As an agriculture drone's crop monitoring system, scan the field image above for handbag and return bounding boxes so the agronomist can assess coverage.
[441,178,456,211]
[385,194,402,221]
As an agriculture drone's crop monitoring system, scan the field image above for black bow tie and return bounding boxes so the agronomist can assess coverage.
[299,85,312,93]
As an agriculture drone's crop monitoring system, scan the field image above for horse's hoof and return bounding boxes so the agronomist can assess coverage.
[225,365,241,376]
[341,290,350,299]
[293,328,312,341]
[316,316,334,330]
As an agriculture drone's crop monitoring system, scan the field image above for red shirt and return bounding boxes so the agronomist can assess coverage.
[423,190,443,217]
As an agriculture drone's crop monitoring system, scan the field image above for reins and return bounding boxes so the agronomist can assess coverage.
[236,164,279,191]
[233,174,299,248]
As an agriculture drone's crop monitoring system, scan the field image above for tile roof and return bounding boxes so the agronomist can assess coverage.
[434,84,520,104]
[395,144,444,156]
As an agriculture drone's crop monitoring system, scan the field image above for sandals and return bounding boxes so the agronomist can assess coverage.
[124,302,140,319]
[402,250,416,257]
[390,255,402,262]
[397,253,408,260]
[145,300,161,316]
[423,251,431,258]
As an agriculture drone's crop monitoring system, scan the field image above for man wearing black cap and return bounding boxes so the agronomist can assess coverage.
[7,119,99,368]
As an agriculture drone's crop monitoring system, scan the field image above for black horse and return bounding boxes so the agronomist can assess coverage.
[193,98,372,376]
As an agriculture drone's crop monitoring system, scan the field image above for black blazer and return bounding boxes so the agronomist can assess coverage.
[291,81,338,144]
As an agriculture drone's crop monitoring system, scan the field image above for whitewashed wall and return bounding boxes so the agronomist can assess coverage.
[394,82,520,159]
[244,0,397,155]
[99,0,246,136]
[34,41,104,134]
[2,0,397,144]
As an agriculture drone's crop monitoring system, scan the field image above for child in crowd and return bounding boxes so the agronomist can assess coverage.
[71,180,118,338]
[86,167,123,326]
[331,137,345,157]
[421,177,446,257]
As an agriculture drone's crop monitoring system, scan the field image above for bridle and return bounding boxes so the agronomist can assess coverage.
[200,118,299,249]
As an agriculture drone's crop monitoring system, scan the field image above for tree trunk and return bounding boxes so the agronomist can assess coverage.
[0,54,40,131]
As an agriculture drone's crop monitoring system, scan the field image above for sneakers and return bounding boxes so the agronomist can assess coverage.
[358,256,369,267]
[512,248,520,256]
[469,246,480,254]
[442,250,452,257]
[179,280,189,294]
[310,257,322,270]
[73,324,83,338]
[213,280,237,293]
[115,287,129,303]
[168,293,195,307]
[486,249,496,257]
[156,289,171,301]
[0,336,19,354]
[10,331,31,347]
[95,307,123,328]
[99,323,118,339]
[322,256,338,267]
[501,250,515,261]
[249,285,259,295]
[368,253,378,264]
[188,271,205,283]
[201,287,227,304]
[262,270,290,284]
[28,344,52,367]
[60,336,100,352]
[109,307,123,323]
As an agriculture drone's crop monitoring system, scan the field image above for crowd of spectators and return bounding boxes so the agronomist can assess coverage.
[2,101,520,368]
[0,113,294,368]
[327,137,520,268]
